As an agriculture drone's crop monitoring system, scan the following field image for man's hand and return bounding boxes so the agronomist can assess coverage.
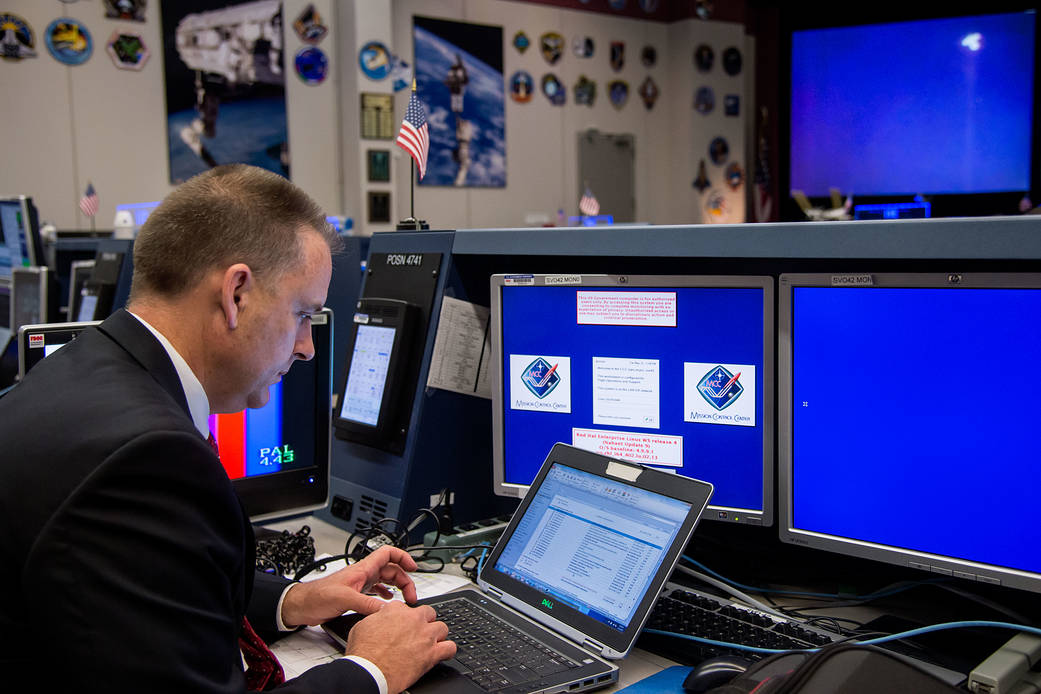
[346,602,457,694]
[281,546,419,627]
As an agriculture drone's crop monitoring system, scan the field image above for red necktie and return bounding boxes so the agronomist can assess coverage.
[208,432,287,690]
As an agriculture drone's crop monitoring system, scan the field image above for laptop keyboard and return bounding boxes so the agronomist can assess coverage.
[435,597,581,692]
[639,585,837,665]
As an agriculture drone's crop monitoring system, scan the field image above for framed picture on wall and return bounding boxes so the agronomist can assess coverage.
[413,15,505,187]
[360,93,394,139]
[367,149,391,182]
[161,1,289,183]
[368,191,391,223]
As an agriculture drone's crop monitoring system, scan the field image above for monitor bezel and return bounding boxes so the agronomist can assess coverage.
[490,273,775,526]
[17,320,101,379]
[0,196,45,275]
[778,272,1041,594]
[233,308,333,522]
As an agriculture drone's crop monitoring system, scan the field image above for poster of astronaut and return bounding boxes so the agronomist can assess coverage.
[413,16,505,187]
[161,0,288,184]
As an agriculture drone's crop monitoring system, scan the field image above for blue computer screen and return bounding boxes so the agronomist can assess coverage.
[790,12,1035,196]
[497,280,769,518]
[115,201,161,228]
[790,285,1041,575]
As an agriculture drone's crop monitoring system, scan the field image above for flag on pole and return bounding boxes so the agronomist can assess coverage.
[79,182,99,217]
[396,89,429,180]
[579,186,600,216]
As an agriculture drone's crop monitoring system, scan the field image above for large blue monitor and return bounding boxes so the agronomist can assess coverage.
[779,273,1041,593]
[490,274,774,526]
[790,11,1036,197]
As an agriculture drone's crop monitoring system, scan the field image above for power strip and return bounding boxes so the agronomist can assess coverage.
[420,514,512,562]
[969,633,1041,694]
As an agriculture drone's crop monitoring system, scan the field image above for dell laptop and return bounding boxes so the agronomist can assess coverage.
[328,443,714,694]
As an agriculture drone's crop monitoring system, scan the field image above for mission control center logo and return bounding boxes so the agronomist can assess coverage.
[684,362,756,427]
[510,355,572,413]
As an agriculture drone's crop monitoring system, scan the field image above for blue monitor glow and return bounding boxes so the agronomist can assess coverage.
[490,274,774,526]
[115,201,161,228]
[0,196,43,280]
[789,11,1036,197]
[779,273,1041,594]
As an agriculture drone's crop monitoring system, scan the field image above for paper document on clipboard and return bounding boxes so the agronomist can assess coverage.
[425,296,491,399]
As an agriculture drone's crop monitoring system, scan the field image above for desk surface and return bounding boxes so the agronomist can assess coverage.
[265,516,677,691]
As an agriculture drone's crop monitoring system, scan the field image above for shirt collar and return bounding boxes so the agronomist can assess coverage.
[128,311,211,439]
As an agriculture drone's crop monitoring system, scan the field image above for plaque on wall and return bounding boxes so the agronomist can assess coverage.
[368,191,391,223]
[360,93,394,139]
[367,149,391,182]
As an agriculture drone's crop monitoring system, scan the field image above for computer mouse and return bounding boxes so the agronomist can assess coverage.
[681,655,754,693]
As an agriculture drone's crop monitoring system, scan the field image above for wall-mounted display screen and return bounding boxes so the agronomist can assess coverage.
[790,11,1036,197]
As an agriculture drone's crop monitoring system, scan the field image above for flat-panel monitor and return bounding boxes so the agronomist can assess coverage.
[332,297,419,452]
[10,266,52,332]
[68,260,96,322]
[490,274,774,526]
[779,273,1041,593]
[210,308,333,521]
[17,320,101,379]
[0,196,43,279]
[0,284,11,350]
[115,201,161,228]
[789,11,1036,198]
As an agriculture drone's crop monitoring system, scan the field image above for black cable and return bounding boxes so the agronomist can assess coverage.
[255,525,316,577]
[293,553,350,582]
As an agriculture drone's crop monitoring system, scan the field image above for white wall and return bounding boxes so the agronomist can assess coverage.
[388,1,747,230]
[0,0,750,232]
[0,0,340,229]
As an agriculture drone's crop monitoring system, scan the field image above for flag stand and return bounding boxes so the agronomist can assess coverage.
[396,158,428,230]
[396,78,429,231]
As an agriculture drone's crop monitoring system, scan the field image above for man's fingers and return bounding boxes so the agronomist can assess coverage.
[432,639,457,661]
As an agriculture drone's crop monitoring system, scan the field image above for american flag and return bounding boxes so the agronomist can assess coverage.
[79,182,99,217]
[579,187,600,216]
[396,91,429,180]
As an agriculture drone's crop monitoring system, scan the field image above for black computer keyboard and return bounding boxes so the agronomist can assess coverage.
[435,597,580,692]
[639,584,838,666]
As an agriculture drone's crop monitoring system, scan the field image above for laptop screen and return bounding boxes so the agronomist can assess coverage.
[494,463,691,632]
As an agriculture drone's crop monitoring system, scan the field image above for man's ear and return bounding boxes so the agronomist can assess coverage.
[220,263,254,330]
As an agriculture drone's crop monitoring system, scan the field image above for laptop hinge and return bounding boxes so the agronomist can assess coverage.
[486,587,504,601]
[582,638,607,655]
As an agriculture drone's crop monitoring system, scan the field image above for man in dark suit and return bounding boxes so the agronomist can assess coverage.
[0,165,455,693]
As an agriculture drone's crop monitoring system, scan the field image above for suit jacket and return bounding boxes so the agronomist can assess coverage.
[0,309,376,694]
